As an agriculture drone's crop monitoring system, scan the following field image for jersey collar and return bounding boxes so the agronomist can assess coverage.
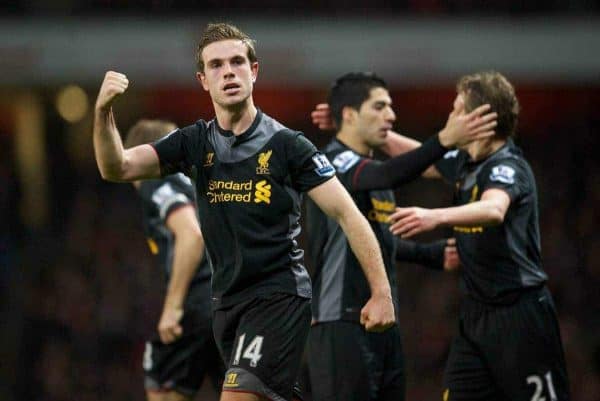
[466,138,516,166]
[333,137,372,158]
[215,108,263,146]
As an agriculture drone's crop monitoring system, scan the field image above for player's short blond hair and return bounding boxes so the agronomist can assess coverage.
[457,71,520,139]
[195,22,257,72]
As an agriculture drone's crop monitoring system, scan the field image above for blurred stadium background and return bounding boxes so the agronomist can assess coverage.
[1,2,599,401]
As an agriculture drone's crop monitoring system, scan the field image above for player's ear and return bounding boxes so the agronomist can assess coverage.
[342,106,358,126]
[196,71,209,91]
[250,61,259,83]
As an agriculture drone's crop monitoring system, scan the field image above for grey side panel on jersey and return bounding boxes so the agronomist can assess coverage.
[509,225,547,286]
[208,113,288,163]
[315,219,347,322]
[511,165,548,287]
[284,186,312,297]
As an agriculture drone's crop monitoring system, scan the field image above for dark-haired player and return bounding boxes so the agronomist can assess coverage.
[389,71,570,401]
[125,119,223,401]
[93,23,395,401]
[305,72,495,401]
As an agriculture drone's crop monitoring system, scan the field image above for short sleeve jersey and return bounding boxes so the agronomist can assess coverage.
[306,139,398,322]
[435,139,547,303]
[151,110,335,309]
[137,173,211,308]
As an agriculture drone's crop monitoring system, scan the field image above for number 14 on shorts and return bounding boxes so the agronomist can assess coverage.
[233,333,264,367]
[527,371,558,401]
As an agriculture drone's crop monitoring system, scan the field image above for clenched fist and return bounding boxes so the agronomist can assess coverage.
[95,71,129,111]
[158,307,184,344]
[360,293,396,332]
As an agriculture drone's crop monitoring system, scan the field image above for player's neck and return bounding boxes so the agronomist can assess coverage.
[466,137,507,161]
[336,129,373,157]
[214,99,257,136]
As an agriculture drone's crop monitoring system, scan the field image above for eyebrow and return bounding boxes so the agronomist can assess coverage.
[206,53,246,65]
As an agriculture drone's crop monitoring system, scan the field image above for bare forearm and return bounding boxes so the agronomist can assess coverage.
[338,210,391,297]
[436,200,505,227]
[93,107,127,181]
[308,178,391,296]
[380,131,421,157]
[380,131,441,179]
[164,236,203,309]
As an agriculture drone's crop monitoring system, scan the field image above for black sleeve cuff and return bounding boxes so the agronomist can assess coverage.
[396,238,446,270]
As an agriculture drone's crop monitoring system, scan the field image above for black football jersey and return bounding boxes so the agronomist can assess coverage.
[137,173,211,308]
[435,139,547,303]
[152,110,335,309]
[307,139,398,322]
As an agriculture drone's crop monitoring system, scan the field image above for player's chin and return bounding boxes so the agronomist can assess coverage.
[222,93,249,106]
[369,136,387,148]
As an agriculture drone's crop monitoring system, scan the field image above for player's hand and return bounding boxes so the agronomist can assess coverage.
[360,293,396,332]
[311,103,335,131]
[438,100,497,148]
[157,307,183,344]
[95,71,129,112]
[389,206,440,238]
[443,238,460,271]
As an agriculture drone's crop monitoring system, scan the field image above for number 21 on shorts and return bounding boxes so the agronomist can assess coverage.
[527,371,558,401]
[233,333,264,367]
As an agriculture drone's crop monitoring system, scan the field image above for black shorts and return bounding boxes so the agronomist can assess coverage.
[143,304,224,396]
[307,320,405,401]
[213,292,311,401]
[443,286,570,401]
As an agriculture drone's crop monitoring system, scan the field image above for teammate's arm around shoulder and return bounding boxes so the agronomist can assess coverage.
[307,177,396,332]
[94,71,161,182]
[159,204,205,344]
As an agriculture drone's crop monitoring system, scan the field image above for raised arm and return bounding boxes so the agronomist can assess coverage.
[380,130,421,157]
[383,103,496,155]
[383,103,497,179]
[310,102,497,180]
[94,71,161,182]
[158,204,205,344]
[348,134,448,190]
[381,131,442,179]
[307,177,395,332]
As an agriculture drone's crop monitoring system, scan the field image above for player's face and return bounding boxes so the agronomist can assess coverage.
[197,39,258,108]
[356,87,396,148]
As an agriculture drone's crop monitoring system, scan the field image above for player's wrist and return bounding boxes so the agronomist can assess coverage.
[163,298,184,311]
[94,103,112,115]
[370,287,393,300]
[437,129,455,149]
[433,208,448,227]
